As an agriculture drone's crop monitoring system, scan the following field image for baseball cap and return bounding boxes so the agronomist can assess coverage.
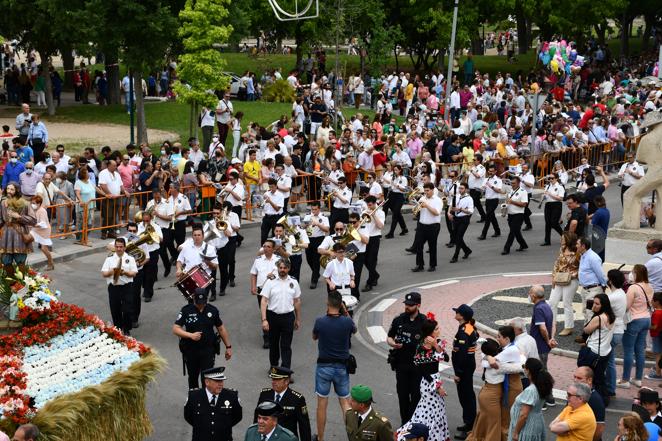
[403,423,429,440]
[452,304,474,320]
[403,292,421,305]
[194,288,208,305]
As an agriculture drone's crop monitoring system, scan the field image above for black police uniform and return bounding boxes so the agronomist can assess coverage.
[387,311,426,424]
[184,386,242,441]
[253,388,311,441]
[451,321,479,431]
[175,303,223,389]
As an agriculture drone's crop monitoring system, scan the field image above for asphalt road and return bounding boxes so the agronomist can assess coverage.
[47,184,626,441]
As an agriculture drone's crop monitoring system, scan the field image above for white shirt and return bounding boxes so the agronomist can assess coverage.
[507,187,528,214]
[216,99,233,124]
[645,252,662,293]
[101,253,138,285]
[514,332,539,360]
[519,172,535,194]
[177,239,218,274]
[333,187,352,209]
[250,255,279,289]
[619,162,645,187]
[454,194,474,217]
[261,276,301,314]
[608,288,627,334]
[419,195,442,224]
[391,176,408,193]
[200,108,215,127]
[381,171,393,188]
[263,190,284,215]
[147,198,175,228]
[323,258,355,286]
[277,174,292,199]
[392,151,412,168]
[35,181,58,207]
[171,194,192,221]
[544,182,565,201]
[98,169,123,195]
[484,176,503,200]
[467,164,486,190]
[368,182,383,199]
[327,170,345,191]
[352,227,368,253]
[53,160,70,175]
[205,219,232,249]
[224,182,245,207]
[137,222,163,253]
[189,149,205,170]
[208,140,224,157]
[319,234,341,253]
[365,209,385,236]
[304,213,329,238]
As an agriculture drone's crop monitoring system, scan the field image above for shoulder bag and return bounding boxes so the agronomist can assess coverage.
[577,315,601,369]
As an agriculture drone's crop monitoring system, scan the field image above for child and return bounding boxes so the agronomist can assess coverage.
[646,292,662,381]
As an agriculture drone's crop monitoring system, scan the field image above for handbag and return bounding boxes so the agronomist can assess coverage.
[347,354,357,375]
[553,272,572,286]
[577,316,601,369]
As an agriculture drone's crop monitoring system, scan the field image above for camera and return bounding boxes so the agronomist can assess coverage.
[586,299,594,310]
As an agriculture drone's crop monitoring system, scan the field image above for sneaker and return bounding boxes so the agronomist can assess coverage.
[645,372,662,380]
[632,379,642,387]
[545,399,556,407]
[558,328,573,336]
[616,380,631,389]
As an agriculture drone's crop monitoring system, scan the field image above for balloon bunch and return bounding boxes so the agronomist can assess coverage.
[538,40,585,75]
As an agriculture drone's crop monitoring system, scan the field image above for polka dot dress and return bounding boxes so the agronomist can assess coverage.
[397,372,450,441]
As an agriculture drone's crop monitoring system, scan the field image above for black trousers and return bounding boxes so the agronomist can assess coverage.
[621,185,630,206]
[395,365,422,424]
[452,216,472,258]
[212,240,236,294]
[230,205,244,244]
[261,214,279,245]
[481,199,501,237]
[174,220,187,249]
[289,254,303,281]
[469,189,485,219]
[544,201,563,243]
[504,213,527,251]
[306,236,324,283]
[257,290,269,341]
[364,236,381,286]
[455,361,477,427]
[413,222,440,268]
[351,253,365,300]
[132,270,143,322]
[267,310,295,368]
[227,237,238,282]
[524,198,532,228]
[387,193,407,235]
[108,283,133,333]
[184,350,215,390]
[159,227,177,268]
[142,250,159,299]
[329,207,349,229]
[445,212,455,244]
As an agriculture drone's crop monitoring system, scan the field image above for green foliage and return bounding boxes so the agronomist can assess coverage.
[174,0,233,107]
[261,79,297,103]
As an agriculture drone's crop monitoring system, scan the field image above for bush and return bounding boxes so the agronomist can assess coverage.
[261,79,296,103]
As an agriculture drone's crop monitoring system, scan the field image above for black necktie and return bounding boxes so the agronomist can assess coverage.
[261,435,267,441]
[210,395,217,406]
[358,416,363,426]
[275,393,281,404]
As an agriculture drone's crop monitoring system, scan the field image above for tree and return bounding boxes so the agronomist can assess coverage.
[174,0,232,136]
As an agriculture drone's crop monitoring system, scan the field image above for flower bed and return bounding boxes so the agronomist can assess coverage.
[0,266,164,440]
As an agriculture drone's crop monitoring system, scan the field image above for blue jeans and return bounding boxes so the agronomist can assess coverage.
[315,363,350,398]
[622,318,651,381]
[606,332,623,394]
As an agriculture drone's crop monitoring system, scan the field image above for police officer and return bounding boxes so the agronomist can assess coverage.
[345,385,393,441]
[386,292,427,424]
[173,288,233,390]
[451,304,479,440]
[184,367,242,441]
[245,401,298,441]
[254,367,311,441]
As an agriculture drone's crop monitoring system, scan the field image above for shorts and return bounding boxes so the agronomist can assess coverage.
[315,363,350,398]
[652,334,662,354]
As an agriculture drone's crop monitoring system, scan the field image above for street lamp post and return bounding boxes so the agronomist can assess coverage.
[443,0,459,123]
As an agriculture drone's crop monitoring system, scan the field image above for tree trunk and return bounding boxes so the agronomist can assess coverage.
[394,46,399,71]
[61,47,75,90]
[594,23,607,46]
[619,12,631,61]
[134,70,148,145]
[189,102,195,138]
[295,22,304,72]
[105,50,121,105]
[38,52,56,117]
[642,14,654,51]
[515,0,529,54]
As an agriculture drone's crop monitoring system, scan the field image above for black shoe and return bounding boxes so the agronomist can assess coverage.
[450,257,458,263]
[477,218,485,223]
[170,256,178,266]
[144,297,152,303]
[164,265,171,278]
[523,225,532,231]
[310,281,318,289]
[540,242,551,246]
[501,250,510,255]
[463,250,472,259]
[385,234,395,239]
[411,266,424,272]
[262,340,270,349]
[446,243,455,248]
[477,235,486,240]
[516,246,528,252]
[399,230,408,236]
[363,285,373,292]
[405,247,415,253]
[455,432,468,440]
[209,294,217,302]
[132,321,139,328]
[492,233,501,237]
[427,266,436,272]
[218,291,226,297]
[229,279,236,287]
[456,425,470,432]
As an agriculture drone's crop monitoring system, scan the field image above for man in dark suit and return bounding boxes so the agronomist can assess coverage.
[245,401,298,441]
[253,366,311,441]
[184,367,243,441]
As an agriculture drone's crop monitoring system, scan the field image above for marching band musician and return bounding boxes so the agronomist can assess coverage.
[222,170,245,248]
[325,159,345,193]
[304,202,330,290]
[363,196,385,292]
[318,221,347,262]
[169,183,193,251]
[276,164,293,215]
[448,183,474,263]
[101,237,138,335]
[442,170,460,248]
[328,176,352,228]
[137,210,163,303]
[366,173,384,202]
[477,165,503,241]
[286,220,309,282]
[384,164,408,239]
[501,176,529,255]
[258,222,309,281]
[147,189,177,277]
[467,154,486,223]
[250,239,280,349]
[410,183,442,272]
[518,164,535,231]
[176,224,219,296]
[261,178,285,245]
[323,242,356,294]
[347,212,369,300]
[206,203,235,301]
[540,173,565,246]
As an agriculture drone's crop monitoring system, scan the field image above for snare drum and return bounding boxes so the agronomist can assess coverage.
[175,264,212,300]
[341,294,359,312]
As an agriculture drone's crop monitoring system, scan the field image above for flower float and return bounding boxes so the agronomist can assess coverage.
[0,265,164,441]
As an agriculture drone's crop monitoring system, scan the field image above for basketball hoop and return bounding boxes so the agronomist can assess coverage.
[267,0,319,21]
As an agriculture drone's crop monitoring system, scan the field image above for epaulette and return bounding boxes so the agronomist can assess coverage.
[261,387,272,392]
[289,389,303,398]
[225,387,237,392]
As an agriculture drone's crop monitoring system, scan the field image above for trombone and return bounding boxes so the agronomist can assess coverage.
[360,199,388,224]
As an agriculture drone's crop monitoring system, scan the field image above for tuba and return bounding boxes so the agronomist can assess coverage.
[134,204,156,223]
[320,227,362,268]
[126,225,161,265]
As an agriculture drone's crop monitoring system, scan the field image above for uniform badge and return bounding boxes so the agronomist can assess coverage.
[125,259,129,263]
[301,406,308,415]
[177,312,182,320]
[289,282,294,288]
[224,400,230,407]
[414,334,421,340]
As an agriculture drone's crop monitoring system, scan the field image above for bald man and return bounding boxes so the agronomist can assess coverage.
[528,285,556,407]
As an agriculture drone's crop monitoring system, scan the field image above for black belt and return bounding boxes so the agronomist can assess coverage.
[582,284,600,290]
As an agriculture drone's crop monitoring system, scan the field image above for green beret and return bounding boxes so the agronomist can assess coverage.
[350,385,373,403]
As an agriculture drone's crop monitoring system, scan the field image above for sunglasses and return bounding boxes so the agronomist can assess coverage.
[335,228,344,232]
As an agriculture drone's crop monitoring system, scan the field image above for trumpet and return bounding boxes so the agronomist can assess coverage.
[325,190,337,205]
[217,184,237,201]
[412,197,426,217]
[500,203,508,217]
[303,214,319,237]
